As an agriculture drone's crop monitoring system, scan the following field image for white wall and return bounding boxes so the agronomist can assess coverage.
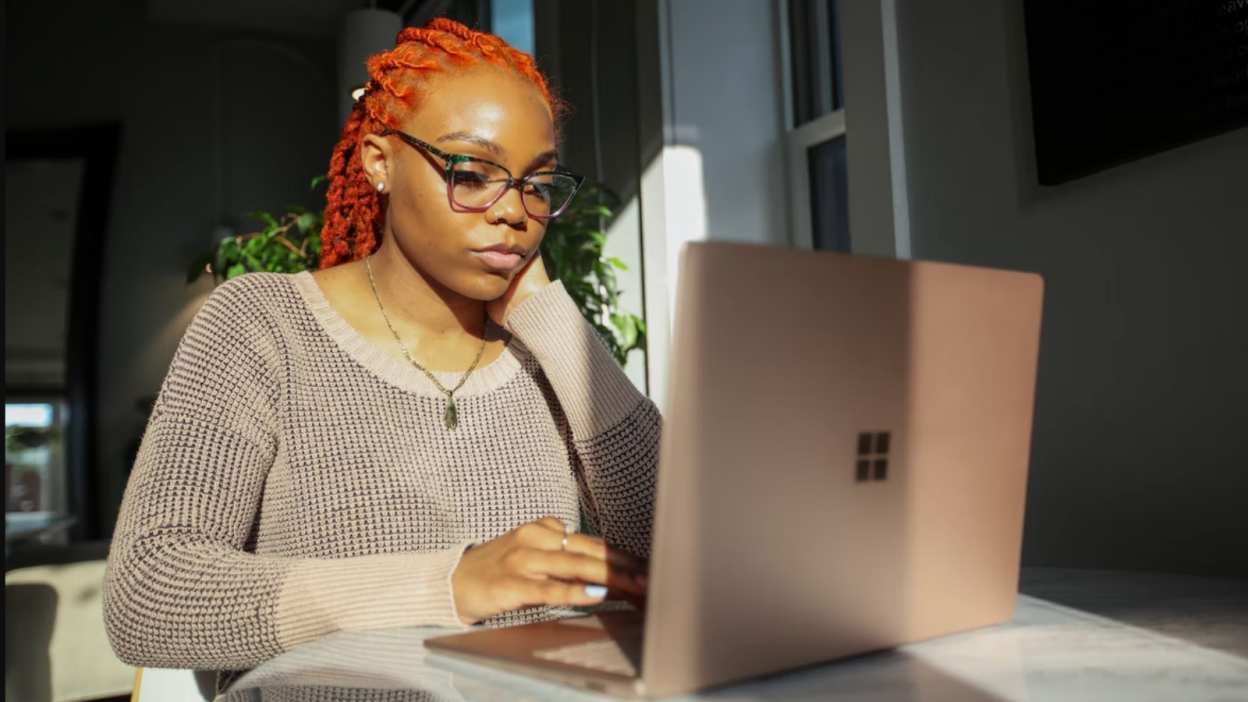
[662,0,789,250]
[895,0,1248,578]
[838,0,912,259]
[632,0,791,409]
[548,0,1246,578]
[536,0,792,408]
[628,0,1246,577]
[534,0,649,393]
[7,0,339,534]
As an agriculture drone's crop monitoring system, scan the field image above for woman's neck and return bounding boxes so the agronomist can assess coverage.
[368,241,486,341]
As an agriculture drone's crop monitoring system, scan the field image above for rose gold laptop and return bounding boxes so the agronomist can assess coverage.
[427,241,1045,698]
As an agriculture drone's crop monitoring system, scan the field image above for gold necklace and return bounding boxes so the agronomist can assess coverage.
[365,256,487,429]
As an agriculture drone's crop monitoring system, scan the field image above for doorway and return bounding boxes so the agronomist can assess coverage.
[6,124,120,541]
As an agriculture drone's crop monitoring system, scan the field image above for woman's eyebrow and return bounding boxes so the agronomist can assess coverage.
[525,149,560,172]
[436,132,559,172]
[436,132,504,157]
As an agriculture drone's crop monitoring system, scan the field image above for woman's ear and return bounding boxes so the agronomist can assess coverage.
[360,133,392,190]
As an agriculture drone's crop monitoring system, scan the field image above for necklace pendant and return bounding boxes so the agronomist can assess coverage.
[443,396,458,429]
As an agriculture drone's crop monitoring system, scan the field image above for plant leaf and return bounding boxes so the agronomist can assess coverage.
[246,212,280,229]
[226,263,247,279]
[296,212,319,235]
[242,236,265,255]
[311,175,328,190]
[216,238,239,272]
[612,313,638,349]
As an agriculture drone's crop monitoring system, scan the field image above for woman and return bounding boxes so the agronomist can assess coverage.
[104,19,659,673]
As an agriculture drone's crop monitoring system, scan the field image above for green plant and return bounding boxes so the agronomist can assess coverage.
[188,178,645,366]
[539,186,646,365]
[5,425,58,454]
[188,178,326,285]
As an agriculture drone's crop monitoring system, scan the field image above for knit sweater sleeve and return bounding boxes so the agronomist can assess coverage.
[103,277,471,672]
[504,281,660,559]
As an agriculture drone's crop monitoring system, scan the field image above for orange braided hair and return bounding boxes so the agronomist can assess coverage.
[320,18,567,268]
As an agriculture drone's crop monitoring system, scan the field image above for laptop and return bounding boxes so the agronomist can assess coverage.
[427,241,1046,698]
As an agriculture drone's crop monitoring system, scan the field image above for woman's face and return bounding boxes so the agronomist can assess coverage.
[363,69,558,302]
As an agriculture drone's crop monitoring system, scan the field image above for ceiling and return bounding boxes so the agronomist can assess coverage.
[146,0,421,39]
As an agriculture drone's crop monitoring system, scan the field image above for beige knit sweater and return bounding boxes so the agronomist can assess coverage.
[103,272,660,671]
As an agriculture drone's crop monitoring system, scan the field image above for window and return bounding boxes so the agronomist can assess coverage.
[6,155,81,526]
[807,135,849,252]
[6,402,68,515]
[787,0,844,125]
[783,0,849,252]
[489,0,534,57]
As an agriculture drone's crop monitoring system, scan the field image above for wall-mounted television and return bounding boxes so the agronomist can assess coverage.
[1023,0,1248,185]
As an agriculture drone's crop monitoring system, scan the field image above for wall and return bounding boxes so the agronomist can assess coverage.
[838,0,912,259]
[537,0,793,404]
[534,0,648,392]
[6,0,339,534]
[5,161,84,388]
[628,0,791,409]
[558,0,1247,578]
[662,0,789,250]
[895,0,1248,577]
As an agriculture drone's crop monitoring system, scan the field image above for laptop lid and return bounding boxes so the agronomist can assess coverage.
[641,242,1044,697]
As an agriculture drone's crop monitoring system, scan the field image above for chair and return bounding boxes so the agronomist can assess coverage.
[5,544,135,701]
[129,667,215,702]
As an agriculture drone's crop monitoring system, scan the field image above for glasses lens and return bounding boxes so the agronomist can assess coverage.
[449,161,579,217]
[522,173,580,218]
[449,160,510,209]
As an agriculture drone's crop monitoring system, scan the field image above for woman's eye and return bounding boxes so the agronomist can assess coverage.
[452,171,490,189]
[524,182,553,201]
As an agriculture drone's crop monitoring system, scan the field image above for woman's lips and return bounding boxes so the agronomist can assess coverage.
[473,250,524,271]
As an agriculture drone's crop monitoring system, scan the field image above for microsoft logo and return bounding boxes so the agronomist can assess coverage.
[855,431,891,482]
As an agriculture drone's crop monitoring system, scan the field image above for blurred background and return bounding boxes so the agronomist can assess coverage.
[5,0,1247,700]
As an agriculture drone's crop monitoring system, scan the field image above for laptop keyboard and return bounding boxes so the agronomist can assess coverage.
[534,637,643,677]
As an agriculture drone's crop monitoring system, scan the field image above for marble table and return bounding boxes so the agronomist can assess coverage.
[220,569,1248,701]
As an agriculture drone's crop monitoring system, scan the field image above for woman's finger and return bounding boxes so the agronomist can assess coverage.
[534,515,567,533]
[563,534,648,582]
[514,518,567,549]
[529,578,610,607]
[511,520,649,591]
[500,574,608,610]
[521,549,644,594]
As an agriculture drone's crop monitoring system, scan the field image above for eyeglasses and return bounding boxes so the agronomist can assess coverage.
[383,129,585,220]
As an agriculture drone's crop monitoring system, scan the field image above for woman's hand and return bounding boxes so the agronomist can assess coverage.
[486,251,551,328]
[451,516,649,625]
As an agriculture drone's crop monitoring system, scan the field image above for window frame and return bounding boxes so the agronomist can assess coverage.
[7,123,121,540]
[786,110,846,251]
[5,396,71,517]
[778,0,848,251]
